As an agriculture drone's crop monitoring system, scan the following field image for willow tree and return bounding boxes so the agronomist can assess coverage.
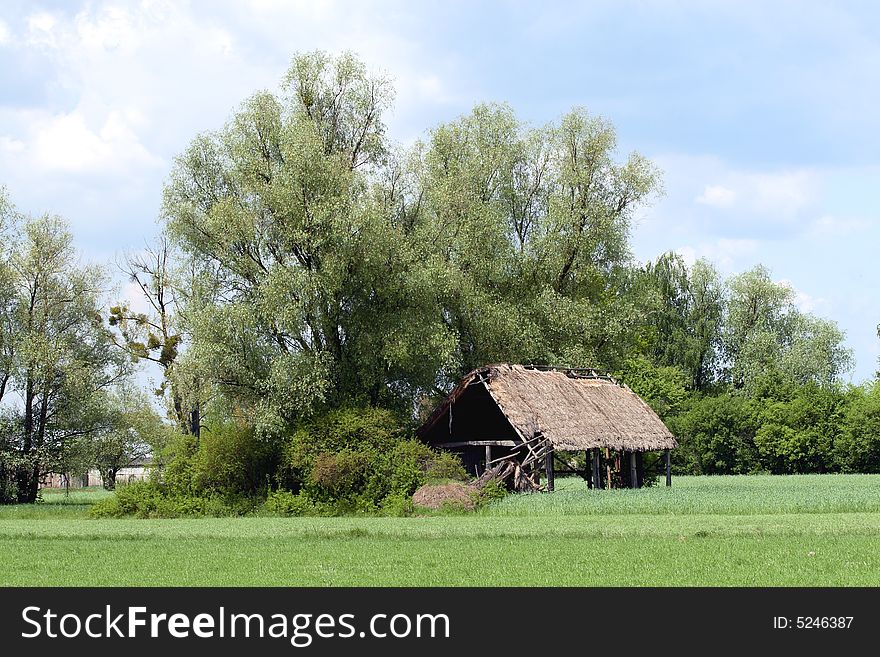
[163,51,664,430]
[163,51,458,431]
[401,103,662,382]
[724,266,852,391]
[638,253,725,391]
[107,238,203,436]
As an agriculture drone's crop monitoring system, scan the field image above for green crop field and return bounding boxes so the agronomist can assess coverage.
[2,475,879,586]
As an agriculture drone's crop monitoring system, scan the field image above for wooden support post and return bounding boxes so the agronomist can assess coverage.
[592,448,601,490]
[545,450,555,492]
[584,450,592,488]
[629,451,638,489]
[665,449,672,487]
[604,448,611,490]
[485,445,492,471]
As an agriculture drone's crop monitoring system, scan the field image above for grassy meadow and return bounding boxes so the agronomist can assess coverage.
[1,475,879,586]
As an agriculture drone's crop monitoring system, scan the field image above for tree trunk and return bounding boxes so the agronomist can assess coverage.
[103,468,117,491]
[18,378,37,503]
[189,403,200,438]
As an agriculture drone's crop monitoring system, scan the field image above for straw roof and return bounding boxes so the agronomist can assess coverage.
[419,364,677,452]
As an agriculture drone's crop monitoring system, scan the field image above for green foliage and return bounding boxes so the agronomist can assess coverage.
[475,479,508,507]
[89,480,259,518]
[276,406,464,514]
[89,386,170,490]
[668,393,760,475]
[836,384,880,473]
[163,51,663,430]
[262,490,325,517]
[425,451,469,482]
[192,421,277,495]
[724,266,852,392]
[615,356,689,419]
[0,196,130,502]
[636,254,724,390]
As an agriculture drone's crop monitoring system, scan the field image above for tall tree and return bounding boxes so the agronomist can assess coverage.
[640,253,724,390]
[163,51,454,431]
[0,205,127,502]
[724,265,851,391]
[163,52,664,429]
[108,238,201,435]
[89,386,169,490]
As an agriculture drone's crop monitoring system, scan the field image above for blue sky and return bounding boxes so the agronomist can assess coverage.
[0,0,878,381]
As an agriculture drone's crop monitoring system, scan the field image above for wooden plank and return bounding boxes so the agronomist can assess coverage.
[436,440,518,448]
[592,449,600,490]
[605,448,611,490]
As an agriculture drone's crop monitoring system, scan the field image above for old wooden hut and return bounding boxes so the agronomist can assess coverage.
[417,364,677,490]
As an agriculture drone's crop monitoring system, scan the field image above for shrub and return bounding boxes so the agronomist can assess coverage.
[836,384,880,473]
[159,432,199,495]
[89,480,259,518]
[194,421,277,495]
[667,393,760,475]
[307,449,374,503]
[277,407,466,515]
[379,492,414,517]
[277,407,403,491]
[425,451,468,482]
[475,479,508,507]
[262,490,324,516]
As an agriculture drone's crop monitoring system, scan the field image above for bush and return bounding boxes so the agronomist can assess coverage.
[307,449,374,503]
[277,407,466,515]
[262,490,325,516]
[379,492,414,517]
[475,479,508,507]
[159,432,199,495]
[425,451,469,482]
[667,393,760,475]
[89,480,259,518]
[157,421,278,498]
[836,384,880,473]
[194,421,277,495]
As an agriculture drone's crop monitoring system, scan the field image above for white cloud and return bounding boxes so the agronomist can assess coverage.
[675,238,760,272]
[694,170,818,220]
[695,184,736,208]
[807,214,872,238]
[2,109,163,175]
[750,170,818,219]
[25,11,58,47]
[777,278,830,315]
[0,136,25,154]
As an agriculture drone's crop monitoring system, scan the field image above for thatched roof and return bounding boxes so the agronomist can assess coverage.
[419,364,677,452]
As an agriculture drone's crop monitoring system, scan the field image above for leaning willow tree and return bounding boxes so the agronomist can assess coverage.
[162,51,662,434]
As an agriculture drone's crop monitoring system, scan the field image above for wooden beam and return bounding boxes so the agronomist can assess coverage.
[629,451,638,489]
[436,440,518,448]
[592,448,600,490]
[545,450,555,492]
[605,447,611,490]
[665,449,672,487]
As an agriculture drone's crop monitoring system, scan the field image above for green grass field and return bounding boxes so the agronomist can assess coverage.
[2,475,879,586]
